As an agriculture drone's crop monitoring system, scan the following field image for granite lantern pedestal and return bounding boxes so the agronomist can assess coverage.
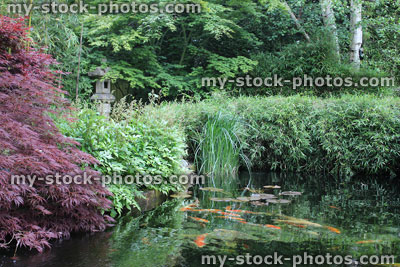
[88,67,115,117]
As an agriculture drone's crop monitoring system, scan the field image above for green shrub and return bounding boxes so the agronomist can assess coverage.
[145,94,400,178]
[55,105,187,216]
[248,32,393,96]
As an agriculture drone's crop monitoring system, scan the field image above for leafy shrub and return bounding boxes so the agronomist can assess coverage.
[56,104,187,216]
[145,94,400,178]
[364,0,400,85]
[249,32,393,96]
[0,16,112,252]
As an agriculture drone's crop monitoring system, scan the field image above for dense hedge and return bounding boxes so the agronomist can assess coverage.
[146,94,400,177]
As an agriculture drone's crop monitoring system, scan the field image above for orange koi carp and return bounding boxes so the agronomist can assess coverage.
[326,226,341,234]
[194,233,208,247]
[189,216,210,223]
[356,240,381,244]
[265,224,281,230]
[180,207,195,212]
[218,212,241,216]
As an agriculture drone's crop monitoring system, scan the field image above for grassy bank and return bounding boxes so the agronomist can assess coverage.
[144,94,400,178]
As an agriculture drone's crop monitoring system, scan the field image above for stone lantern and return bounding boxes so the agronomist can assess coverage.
[89,67,115,117]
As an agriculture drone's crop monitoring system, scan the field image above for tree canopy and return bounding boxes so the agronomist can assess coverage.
[5,0,396,100]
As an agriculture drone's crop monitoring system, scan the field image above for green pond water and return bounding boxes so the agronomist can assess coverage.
[1,172,400,267]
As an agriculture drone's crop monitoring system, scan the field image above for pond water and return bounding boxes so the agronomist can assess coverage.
[1,172,400,267]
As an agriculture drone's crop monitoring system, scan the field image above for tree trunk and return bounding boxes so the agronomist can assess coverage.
[350,0,362,70]
[283,1,311,42]
[75,22,84,102]
[179,23,192,66]
[320,0,340,61]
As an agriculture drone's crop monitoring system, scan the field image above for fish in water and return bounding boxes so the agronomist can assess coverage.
[185,208,222,213]
[276,216,323,228]
[170,193,192,199]
[216,216,246,221]
[228,209,242,213]
[264,224,281,230]
[226,205,232,210]
[263,185,281,189]
[356,240,381,244]
[203,209,223,213]
[191,209,222,213]
[194,233,208,248]
[189,216,210,223]
[218,211,241,216]
[188,202,199,208]
[229,209,262,215]
[180,207,194,212]
[326,226,341,234]
[285,222,306,228]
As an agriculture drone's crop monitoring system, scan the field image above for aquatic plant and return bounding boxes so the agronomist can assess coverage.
[194,112,251,187]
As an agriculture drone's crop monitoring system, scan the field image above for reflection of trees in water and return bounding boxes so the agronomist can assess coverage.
[108,199,186,267]
[238,172,400,258]
[2,174,400,267]
[0,231,113,267]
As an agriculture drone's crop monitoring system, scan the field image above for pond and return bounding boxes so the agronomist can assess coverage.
[1,172,400,267]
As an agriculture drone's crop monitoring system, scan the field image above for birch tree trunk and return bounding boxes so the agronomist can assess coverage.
[320,0,340,60]
[283,1,311,42]
[350,0,362,70]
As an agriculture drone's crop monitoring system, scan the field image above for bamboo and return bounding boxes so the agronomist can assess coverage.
[75,21,84,101]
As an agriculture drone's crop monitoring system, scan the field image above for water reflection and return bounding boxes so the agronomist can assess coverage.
[1,172,400,267]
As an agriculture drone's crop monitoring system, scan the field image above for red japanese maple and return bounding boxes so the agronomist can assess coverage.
[0,16,113,252]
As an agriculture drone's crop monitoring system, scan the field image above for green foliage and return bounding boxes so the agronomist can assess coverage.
[250,32,393,96]
[108,184,143,217]
[54,103,187,216]
[23,0,400,100]
[208,55,258,78]
[76,0,251,100]
[194,112,250,185]
[30,14,94,100]
[146,94,400,178]
[364,0,400,83]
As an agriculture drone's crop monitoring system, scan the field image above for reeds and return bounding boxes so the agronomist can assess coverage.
[194,112,250,187]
